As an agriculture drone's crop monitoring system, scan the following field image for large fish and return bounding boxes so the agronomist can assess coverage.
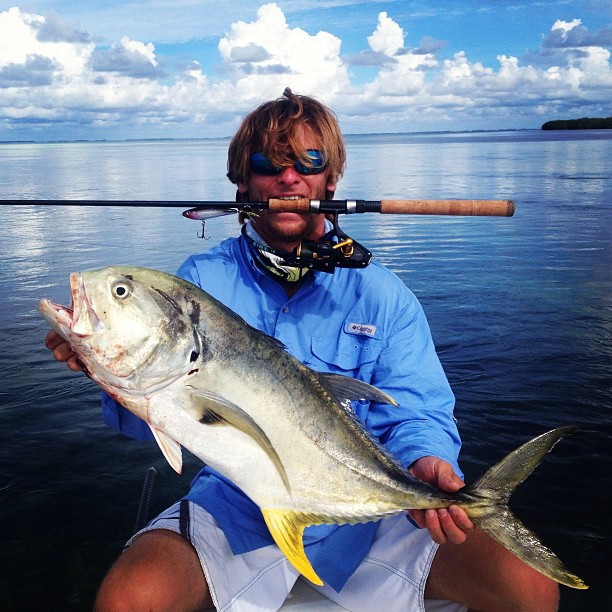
[39,266,587,590]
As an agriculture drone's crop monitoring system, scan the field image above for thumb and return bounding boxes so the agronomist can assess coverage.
[435,462,464,492]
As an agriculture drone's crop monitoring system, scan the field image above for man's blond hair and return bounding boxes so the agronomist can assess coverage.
[227,88,345,196]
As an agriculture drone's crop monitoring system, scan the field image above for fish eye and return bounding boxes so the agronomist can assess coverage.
[112,279,133,300]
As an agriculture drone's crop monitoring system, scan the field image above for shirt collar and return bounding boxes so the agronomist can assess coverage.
[241,219,334,284]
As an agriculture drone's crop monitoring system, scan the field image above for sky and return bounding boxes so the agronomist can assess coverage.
[0,1,610,141]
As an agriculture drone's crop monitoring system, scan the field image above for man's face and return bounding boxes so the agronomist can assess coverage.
[237,126,336,250]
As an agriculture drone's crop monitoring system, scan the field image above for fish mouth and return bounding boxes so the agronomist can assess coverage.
[38,297,74,346]
[39,298,73,326]
[69,272,98,337]
[38,272,100,339]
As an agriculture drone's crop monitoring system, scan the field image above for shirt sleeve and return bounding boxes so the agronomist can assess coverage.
[363,289,463,478]
[101,390,154,440]
[176,256,201,286]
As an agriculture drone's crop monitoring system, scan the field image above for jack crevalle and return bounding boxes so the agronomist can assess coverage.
[39,266,587,590]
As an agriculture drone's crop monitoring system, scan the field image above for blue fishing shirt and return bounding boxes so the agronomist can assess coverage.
[102,232,461,591]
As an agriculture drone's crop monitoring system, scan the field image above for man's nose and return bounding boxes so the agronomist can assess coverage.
[277,165,300,182]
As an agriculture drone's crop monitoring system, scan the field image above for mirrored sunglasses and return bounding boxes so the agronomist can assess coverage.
[250,150,327,176]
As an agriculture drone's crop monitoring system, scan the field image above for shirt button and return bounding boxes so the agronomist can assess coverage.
[282,306,289,313]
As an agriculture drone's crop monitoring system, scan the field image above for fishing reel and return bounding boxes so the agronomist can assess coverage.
[284,214,372,273]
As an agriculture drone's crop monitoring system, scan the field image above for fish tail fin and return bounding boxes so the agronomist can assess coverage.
[463,426,587,590]
[262,508,324,586]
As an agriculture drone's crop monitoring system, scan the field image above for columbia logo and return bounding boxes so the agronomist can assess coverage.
[348,322,377,337]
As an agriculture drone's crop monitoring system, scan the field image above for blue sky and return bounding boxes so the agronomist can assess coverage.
[0,1,610,140]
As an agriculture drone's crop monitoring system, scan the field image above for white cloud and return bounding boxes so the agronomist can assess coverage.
[0,7,91,76]
[367,11,404,56]
[551,19,582,35]
[90,36,161,78]
[217,3,350,99]
[0,5,610,138]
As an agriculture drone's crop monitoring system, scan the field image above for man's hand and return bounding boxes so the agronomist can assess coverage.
[407,456,474,545]
[45,331,83,372]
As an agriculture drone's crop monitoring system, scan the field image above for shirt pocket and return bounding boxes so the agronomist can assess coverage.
[307,328,383,380]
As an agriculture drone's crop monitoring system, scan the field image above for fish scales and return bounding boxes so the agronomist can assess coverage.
[191,291,427,507]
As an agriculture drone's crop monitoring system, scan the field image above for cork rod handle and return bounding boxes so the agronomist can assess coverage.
[379,199,515,217]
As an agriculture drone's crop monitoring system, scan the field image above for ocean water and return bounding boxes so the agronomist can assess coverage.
[0,130,610,611]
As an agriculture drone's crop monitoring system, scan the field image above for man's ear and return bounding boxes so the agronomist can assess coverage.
[325,185,336,200]
[235,184,250,204]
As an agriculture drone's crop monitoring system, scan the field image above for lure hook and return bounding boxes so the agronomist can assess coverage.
[197,220,210,240]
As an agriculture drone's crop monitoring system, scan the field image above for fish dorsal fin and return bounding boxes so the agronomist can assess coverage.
[186,387,290,493]
[261,508,324,586]
[149,425,183,474]
[317,372,398,407]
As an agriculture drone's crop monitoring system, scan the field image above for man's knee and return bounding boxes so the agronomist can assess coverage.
[517,570,559,611]
[427,528,560,611]
[94,565,153,611]
[94,530,212,612]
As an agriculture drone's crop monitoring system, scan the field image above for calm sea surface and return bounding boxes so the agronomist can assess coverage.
[0,130,610,611]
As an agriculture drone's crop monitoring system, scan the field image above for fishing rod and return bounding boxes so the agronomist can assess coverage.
[2,197,515,272]
[0,197,515,216]
[183,198,515,271]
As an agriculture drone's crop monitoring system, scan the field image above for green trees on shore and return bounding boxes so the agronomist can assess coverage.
[542,117,612,130]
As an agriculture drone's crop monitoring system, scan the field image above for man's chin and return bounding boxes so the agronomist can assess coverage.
[251,209,324,247]
[270,211,309,224]
[257,212,309,231]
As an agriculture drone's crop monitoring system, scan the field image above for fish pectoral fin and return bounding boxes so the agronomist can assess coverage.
[149,425,183,474]
[186,387,291,493]
[318,372,398,407]
[262,508,323,586]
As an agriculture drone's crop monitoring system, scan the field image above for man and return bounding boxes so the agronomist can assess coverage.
[47,89,558,611]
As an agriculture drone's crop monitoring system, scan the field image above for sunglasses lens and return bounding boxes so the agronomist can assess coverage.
[298,150,326,174]
[250,152,281,176]
[250,150,327,176]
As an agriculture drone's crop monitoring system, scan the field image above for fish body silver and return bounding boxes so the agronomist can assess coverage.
[39,266,587,590]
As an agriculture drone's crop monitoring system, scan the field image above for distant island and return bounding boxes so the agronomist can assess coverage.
[542,117,612,130]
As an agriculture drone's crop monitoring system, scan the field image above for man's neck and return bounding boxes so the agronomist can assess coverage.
[283,282,302,298]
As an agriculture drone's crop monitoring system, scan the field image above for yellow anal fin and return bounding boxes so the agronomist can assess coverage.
[262,508,323,586]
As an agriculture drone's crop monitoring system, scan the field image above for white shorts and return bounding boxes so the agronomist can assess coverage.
[128,501,467,612]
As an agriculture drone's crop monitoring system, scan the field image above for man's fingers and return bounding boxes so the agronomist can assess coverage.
[436,508,468,544]
[66,355,84,372]
[408,505,474,545]
[44,332,84,372]
[52,341,74,363]
[45,331,63,350]
[424,509,447,544]
[448,504,474,532]
[407,509,426,529]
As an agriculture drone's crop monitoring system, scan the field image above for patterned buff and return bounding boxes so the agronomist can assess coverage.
[242,219,333,283]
